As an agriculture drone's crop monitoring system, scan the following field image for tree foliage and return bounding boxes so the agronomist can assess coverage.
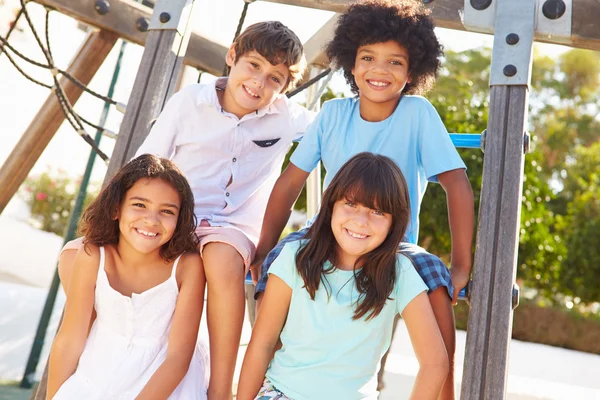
[420,46,599,303]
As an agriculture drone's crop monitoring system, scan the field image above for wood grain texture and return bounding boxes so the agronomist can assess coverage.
[33,0,227,75]
[104,29,185,183]
[461,85,527,400]
[260,0,600,51]
[0,29,118,214]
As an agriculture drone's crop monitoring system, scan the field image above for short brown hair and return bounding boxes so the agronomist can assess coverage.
[79,154,199,261]
[233,21,306,92]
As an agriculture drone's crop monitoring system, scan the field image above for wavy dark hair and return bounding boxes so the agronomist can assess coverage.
[326,0,443,95]
[79,154,198,261]
[233,21,307,92]
[296,152,410,320]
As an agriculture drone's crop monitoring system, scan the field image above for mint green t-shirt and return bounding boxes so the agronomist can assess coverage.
[266,241,428,400]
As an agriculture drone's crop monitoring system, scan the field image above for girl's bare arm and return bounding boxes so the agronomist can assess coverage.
[236,275,292,399]
[47,246,99,399]
[402,292,450,399]
[135,253,205,399]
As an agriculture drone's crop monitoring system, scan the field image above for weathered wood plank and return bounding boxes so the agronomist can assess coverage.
[461,85,527,399]
[0,29,118,214]
[33,0,227,75]
[104,1,195,182]
[260,0,600,52]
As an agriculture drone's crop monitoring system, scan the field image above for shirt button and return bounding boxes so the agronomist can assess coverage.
[226,192,230,197]
[232,158,237,162]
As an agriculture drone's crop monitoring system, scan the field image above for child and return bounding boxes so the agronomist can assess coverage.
[238,152,449,399]
[47,154,207,399]
[252,1,474,398]
[59,21,314,399]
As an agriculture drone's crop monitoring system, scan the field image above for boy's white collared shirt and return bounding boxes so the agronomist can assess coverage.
[135,78,315,245]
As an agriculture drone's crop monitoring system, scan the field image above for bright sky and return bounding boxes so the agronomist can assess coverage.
[0,0,572,213]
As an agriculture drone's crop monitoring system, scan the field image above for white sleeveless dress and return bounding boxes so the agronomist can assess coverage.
[53,247,208,399]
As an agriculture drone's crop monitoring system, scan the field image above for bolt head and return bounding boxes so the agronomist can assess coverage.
[503,64,517,77]
[542,0,566,20]
[471,0,493,11]
[136,17,149,32]
[506,33,520,45]
[94,0,110,15]
[159,12,171,23]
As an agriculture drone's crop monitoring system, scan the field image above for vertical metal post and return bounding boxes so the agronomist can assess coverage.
[305,66,323,219]
[461,0,534,398]
[22,39,128,394]
[104,0,197,183]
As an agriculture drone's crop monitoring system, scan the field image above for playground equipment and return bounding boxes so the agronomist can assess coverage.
[1,0,599,399]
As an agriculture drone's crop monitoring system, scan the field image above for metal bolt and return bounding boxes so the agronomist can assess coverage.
[506,33,519,45]
[480,129,487,153]
[512,283,520,310]
[94,0,110,15]
[136,17,149,32]
[542,0,566,20]
[470,0,493,11]
[503,64,517,77]
[523,131,530,154]
[159,12,171,23]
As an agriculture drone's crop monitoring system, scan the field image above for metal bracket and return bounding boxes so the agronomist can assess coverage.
[536,0,572,44]
[464,0,572,40]
[149,0,194,34]
[489,0,535,86]
[464,0,572,85]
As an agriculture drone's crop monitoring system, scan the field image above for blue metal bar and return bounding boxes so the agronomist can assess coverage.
[450,133,482,149]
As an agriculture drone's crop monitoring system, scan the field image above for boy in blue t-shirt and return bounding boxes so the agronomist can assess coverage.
[251,1,474,398]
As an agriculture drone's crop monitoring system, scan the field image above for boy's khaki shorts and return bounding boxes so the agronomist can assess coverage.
[195,220,255,273]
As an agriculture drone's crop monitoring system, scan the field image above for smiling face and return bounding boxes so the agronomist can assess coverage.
[221,48,290,118]
[351,40,411,121]
[330,197,393,270]
[116,178,181,256]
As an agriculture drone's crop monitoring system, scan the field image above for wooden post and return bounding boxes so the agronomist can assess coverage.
[104,0,197,182]
[461,1,534,398]
[0,29,118,215]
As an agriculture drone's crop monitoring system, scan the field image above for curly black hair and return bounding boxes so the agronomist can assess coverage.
[326,0,444,96]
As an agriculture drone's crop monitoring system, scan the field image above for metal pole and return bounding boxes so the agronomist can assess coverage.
[20,39,128,390]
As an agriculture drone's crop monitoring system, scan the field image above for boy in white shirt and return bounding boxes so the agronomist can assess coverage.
[59,21,314,400]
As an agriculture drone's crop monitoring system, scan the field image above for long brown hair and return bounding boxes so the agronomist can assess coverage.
[296,152,410,320]
[79,154,198,261]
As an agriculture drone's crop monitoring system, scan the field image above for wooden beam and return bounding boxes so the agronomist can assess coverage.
[260,0,600,52]
[0,29,118,215]
[33,0,227,75]
[104,0,196,182]
[303,14,337,68]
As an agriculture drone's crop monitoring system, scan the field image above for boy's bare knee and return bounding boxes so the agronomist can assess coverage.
[202,242,245,287]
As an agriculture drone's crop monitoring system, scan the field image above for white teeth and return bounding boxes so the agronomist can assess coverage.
[137,229,158,237]
[346,229,367,239]
[244,85,259,98]
[368,80,389,87]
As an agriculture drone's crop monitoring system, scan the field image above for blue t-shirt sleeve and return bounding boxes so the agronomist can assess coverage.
[289,102,330,173]
[417,99,466,183]
[395,254,428,315]
[268,242,299,289]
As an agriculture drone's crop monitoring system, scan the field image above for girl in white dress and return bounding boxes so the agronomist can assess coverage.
[47,154,208,400]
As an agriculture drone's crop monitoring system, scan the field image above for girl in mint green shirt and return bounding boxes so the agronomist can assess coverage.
[237,153,448,400]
